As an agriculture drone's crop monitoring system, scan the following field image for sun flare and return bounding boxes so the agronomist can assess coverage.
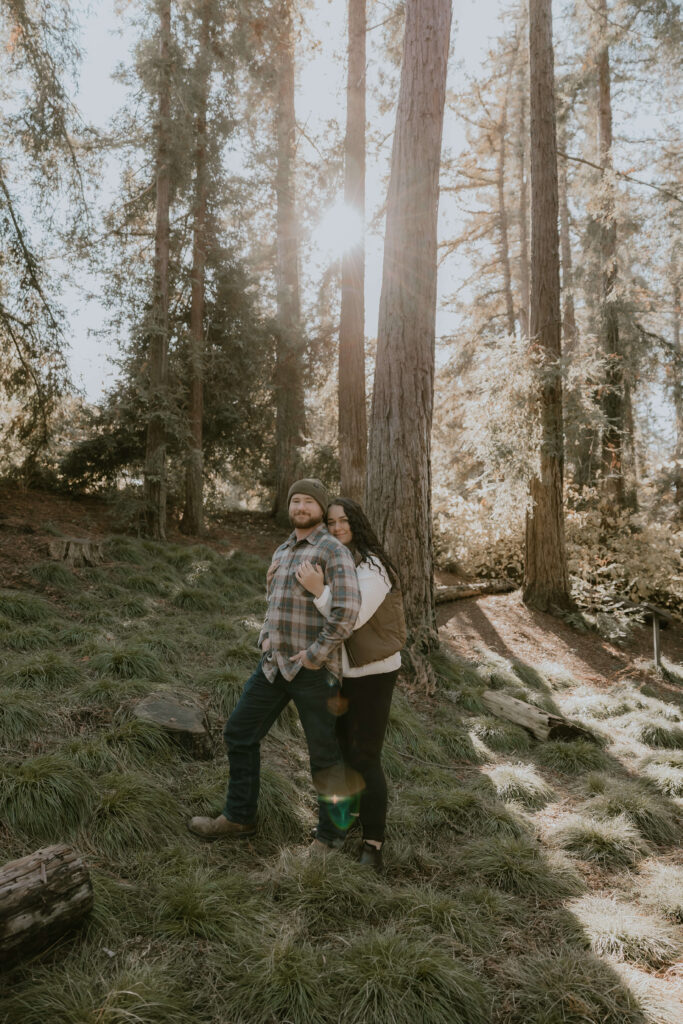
[311,200,364,260]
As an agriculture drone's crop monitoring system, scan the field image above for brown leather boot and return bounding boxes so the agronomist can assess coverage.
[187,814,256,840]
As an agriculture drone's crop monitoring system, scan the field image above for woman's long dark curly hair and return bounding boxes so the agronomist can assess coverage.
[326,497,400,587]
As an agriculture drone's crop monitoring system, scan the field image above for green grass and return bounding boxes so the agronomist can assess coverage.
[0,650,83,688]
[638,861,683,923]
[88,771,183,857]
[0,616,55,652]
[534,739,610,775]
[0,688,59,745]
[571,894,681,967]
[501,950,648,1024]
[89,643,165,680]
[636,718,683,749]
[398,784,527,841]
[172,586,224,612]
[453,835,584,899]
[0,589,55,622]
[0,753,95,842]
[641,761,683,796]
[548,813,648,867]
[30,560,77,589]
[152,862,262,942]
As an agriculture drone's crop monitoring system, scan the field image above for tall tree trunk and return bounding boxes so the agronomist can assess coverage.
[181,1,210,537]
[338,0,367,502]
[143,0,172,541]
[272,0,305,521]
[516,58,530,337]
[672,275,683,511]
[523,0,571,611]
[596,0,625,506]
[497,74,516,337]
[366,0,451,635]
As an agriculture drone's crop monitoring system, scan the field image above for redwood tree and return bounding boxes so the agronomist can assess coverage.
[338,0,367,502]
[366,0,452,634]
[523,0,571,611]
[143,0,172,540]
[272,0,305,520]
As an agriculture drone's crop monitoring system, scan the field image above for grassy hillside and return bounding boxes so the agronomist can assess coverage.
[1,534,682,1023]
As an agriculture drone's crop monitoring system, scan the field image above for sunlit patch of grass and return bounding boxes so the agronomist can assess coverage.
[636,718,683,750]
[511,660,551,692]
[584,776,682,846]
[534,739,610,775]
[454,835,584,899]
[0,651,83,688]
[562,691,634,720]
[471,715,533,753]
[485,763,555,809]
[0,753,95,842]
[638,861,683,923]
[0,688,59,745]
[548,813,648,867]
[333,928,491,1024]
[88,771,183,857]
[538,660,578,690]
[0,589,55,623]
[0,615,55,652]
[641,761,683,797]
[570,894,681,967]
[172,586,223,612]
[89,643,165,680]
[1,960,194,1024]
[398,785,526,841]
[30,560,77,589]
[501,950,647,1024]
[447,685,487,714]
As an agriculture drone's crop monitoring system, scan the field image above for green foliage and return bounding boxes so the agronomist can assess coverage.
[534,740,610,775]
[334,929,490,1024]
[454,836,584,899]
[398,784,527,841]
[89,772,182,857]
[172,586,224,612]
[256,766,308,845]
[89,643,165,680]
[636,719,683,749]
[0,589,55,623]
[501,950,648,1024]
[0,615,54,652]
[153,863,261,942]
[0,688,57,745]
[638,861,683,924]
[0,650,82,688]
[30,560,77,589]
[0,753,95,842]
[549,813,648,867]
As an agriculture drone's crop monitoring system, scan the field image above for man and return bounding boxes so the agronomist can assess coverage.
[188,478,361,849]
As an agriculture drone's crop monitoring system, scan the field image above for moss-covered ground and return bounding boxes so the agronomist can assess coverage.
[1,534,682,1023]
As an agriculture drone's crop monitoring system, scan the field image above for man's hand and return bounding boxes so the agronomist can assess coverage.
[290,649,318,670]
[295,560,325,597]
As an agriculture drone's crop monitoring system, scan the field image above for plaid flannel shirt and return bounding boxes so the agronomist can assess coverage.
[259,524,361,681]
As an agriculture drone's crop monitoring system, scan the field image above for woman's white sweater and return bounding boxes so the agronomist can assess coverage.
[314,556,402,678]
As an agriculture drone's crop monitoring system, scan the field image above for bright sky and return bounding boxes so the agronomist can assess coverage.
[66,0,506,401]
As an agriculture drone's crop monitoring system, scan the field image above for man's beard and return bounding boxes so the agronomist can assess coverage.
[289,510,323,529]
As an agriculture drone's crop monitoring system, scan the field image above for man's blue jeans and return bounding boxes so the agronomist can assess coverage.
[222,659,349,845]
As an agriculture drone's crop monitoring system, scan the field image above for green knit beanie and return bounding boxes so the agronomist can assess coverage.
[286,478,329,514]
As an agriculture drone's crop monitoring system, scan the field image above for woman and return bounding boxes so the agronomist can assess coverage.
[295,498,404,871]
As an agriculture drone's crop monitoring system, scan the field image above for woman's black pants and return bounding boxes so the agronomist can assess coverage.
[336,668,399,843]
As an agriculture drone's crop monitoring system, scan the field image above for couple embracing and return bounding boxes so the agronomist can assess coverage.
[189,478,406,871]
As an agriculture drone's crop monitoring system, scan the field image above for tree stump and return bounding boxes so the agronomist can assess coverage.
[0,845,93,967]
[133,692,213,759]
[48,539,105,568]
[482,690,598,743]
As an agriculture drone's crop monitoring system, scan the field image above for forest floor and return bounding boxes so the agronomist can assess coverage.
[1,486,682,1024]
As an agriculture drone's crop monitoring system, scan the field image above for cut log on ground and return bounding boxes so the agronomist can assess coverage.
[0,845,93,967]
[48,539,105,568]
[435,580,517,604]
[482,690,598,743]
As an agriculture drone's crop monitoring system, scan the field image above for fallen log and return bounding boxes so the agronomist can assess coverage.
[48,538,105,568]
[435,580,516,604]
[482,690,598,743]
[0,845,93,967]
